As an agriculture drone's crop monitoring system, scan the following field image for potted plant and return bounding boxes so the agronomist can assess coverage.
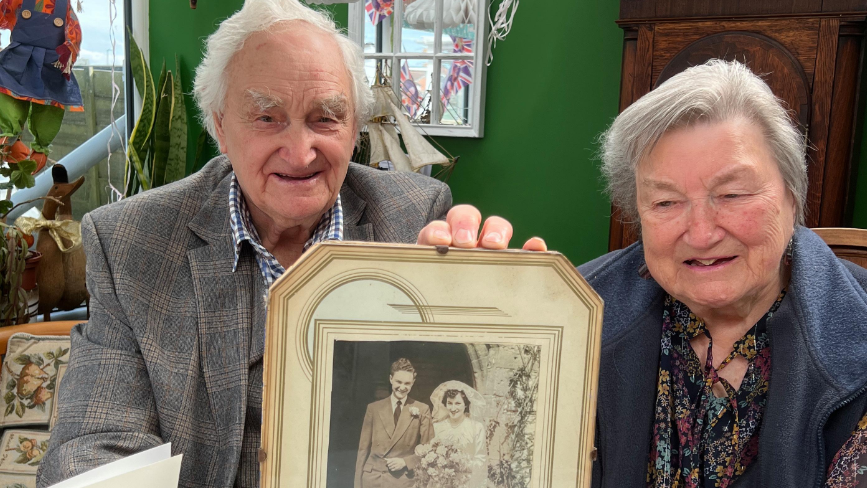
[1,156,42,326]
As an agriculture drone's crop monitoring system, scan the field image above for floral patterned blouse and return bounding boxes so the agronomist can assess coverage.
[647,291,867,488]
[647,292,781,488]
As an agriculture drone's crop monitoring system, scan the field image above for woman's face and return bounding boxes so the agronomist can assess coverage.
[635,118,796,318]
[446,395,466,421]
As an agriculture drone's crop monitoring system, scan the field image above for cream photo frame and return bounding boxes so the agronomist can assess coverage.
[260,242,603,488]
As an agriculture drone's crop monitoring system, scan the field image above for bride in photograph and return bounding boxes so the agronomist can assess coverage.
[429,380,489,487]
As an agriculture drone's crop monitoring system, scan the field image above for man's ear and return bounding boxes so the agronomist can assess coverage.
[388,374,393,382]
[212,112,229,154]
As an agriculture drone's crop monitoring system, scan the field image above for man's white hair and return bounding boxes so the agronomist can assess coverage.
[193,0,374,140]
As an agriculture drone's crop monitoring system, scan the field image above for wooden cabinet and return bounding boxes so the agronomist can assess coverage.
[610,1,867,250]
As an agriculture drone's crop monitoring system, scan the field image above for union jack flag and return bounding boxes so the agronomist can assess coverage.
[441,36,474,108]
[365,0,393,25]
[400,60,421,118]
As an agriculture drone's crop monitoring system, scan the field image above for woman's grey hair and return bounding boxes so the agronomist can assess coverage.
[193,0,374,140]
[599,59,808,226]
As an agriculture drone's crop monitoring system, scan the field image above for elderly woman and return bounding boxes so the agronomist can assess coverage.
[581,60,867,488]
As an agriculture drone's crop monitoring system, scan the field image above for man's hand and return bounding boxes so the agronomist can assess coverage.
[385,457,407,471]
[417,204,547,251]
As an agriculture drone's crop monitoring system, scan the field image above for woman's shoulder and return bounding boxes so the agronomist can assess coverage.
[468,418,486,432]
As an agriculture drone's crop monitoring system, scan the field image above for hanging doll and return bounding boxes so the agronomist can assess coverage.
[0,0,82,174]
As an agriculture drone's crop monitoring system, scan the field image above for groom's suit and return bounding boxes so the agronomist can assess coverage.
[355,396,434,488]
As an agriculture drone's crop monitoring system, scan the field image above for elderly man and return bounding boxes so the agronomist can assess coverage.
[36,0,542,486]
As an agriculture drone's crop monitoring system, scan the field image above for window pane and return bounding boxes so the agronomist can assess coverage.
[440,2,475,55]
[439,59,473,126]
[365,58,393,90]
[364,0,395,54]
[397,58,433,123]
[402,0,436,54]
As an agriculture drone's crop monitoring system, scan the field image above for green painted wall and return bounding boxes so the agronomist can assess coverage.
[148,0,622,266]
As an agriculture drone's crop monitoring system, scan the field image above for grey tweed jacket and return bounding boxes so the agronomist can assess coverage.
[36,156,451,487]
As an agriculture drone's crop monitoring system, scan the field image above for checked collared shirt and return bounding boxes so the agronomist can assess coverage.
[228,173,343,287]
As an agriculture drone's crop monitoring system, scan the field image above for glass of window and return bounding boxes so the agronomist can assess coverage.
[402,0,436,54]
[440,0,475,55]
[396,58,432,123]
[439,60,473,126]
[364,0,396,54]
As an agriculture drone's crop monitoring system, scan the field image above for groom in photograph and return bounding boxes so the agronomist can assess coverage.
[355,358,434,488]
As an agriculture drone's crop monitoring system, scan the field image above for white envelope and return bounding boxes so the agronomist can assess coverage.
[47,443,182,488]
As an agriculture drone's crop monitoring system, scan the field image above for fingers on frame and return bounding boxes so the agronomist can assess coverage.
[417,220,452,245]
[446,205,483,248]
[479,216,513,250]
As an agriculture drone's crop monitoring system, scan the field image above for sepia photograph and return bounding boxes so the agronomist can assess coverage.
[261,244,602,488]
[326,340,541,488]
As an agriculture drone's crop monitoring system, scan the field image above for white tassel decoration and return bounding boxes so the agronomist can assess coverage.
[486,0,519,66]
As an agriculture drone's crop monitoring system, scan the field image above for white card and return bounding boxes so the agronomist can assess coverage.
[47,444,181,488]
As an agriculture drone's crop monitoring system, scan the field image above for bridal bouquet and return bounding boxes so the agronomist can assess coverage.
[414,439,471,488]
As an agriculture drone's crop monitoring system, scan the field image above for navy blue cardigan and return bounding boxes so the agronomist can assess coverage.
[578,227,867,487]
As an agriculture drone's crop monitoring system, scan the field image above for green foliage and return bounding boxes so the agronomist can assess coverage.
[486,345,540,488]
[167,56,188,183]
[0,226,29,327]
[125,33,190,194]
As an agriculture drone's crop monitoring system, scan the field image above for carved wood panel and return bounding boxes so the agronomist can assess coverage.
[655,32,812,129]
[650,20,821,84]
[620,1,865,20]
[610,11,867,251]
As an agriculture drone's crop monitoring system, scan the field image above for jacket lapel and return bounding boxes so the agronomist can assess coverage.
[378,397,396,437]
[387,398,415,453]
[596,295,664,487]
[580,243,687,487]
[340,180,373,242]
[186,174,252,478]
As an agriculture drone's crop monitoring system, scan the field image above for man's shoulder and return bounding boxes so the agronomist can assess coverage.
[367,396,392,410]
[86,156,232,235]
[405,397,430,412]
[343,163,449,203]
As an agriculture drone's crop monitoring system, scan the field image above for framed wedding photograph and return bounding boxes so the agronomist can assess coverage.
[260,242,603,488]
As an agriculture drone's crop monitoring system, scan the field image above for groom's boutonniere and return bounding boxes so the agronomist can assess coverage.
[409,406,420,417]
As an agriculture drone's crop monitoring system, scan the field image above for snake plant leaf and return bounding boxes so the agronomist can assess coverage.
[151,71,174,188]
[126,29,155,191]
[156,61,167,106]
[193,129,209,174]
[151,61,167,180]
[128,144,149,193]
[128,29,146,100]
[165,55,188,185]
[125,165,141,196]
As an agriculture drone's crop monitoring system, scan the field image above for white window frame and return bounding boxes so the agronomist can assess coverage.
[348,0,488,138]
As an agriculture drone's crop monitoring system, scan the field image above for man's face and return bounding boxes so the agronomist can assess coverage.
[390,370,415,401]
[213,21,357,233]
